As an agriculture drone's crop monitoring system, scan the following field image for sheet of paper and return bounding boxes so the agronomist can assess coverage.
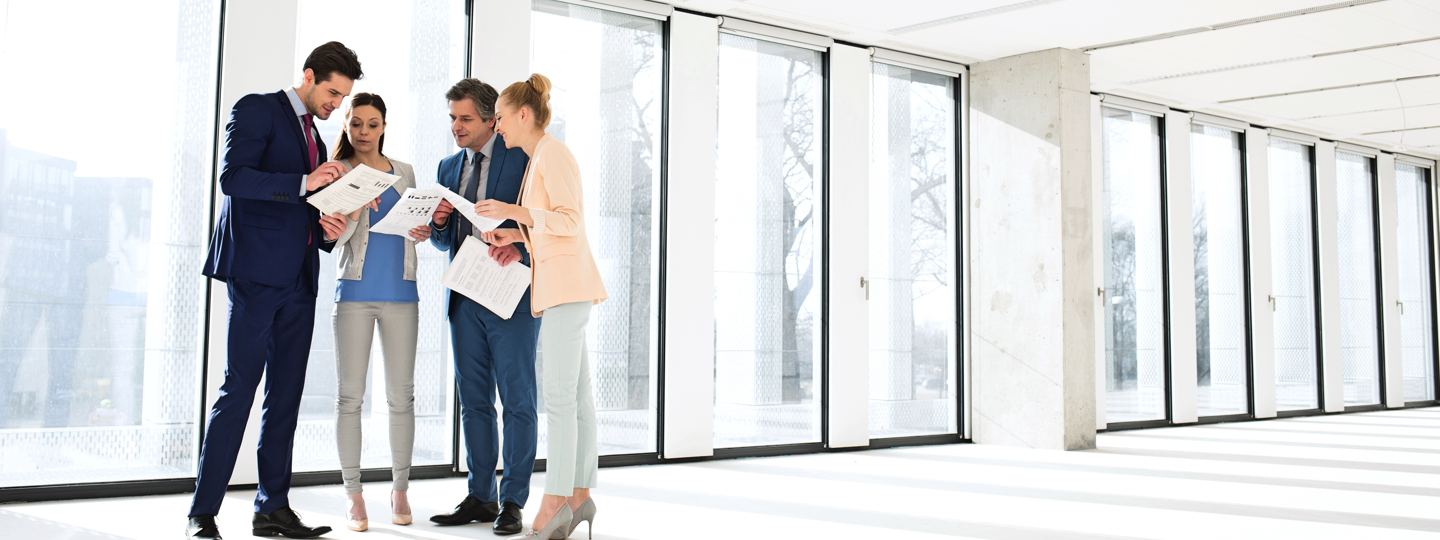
[442,189,505,233]
[307,163,401,216]
[368,187,446,237]
[442,236,531,319]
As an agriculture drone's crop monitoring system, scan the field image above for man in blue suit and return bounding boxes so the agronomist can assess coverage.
[187,42,363,540]
[425,78,541,537]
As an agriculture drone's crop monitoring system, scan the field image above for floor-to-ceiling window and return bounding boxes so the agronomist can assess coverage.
[867,63,957,439]
[1100,107,1167,425]
[1335,151,1382,407]
[1269,139,1320,412]
[713,33,824,448]
[1191,123,1249,417]
[291,0,467,473]
[531,0,662,456]
[0,0,221,486]
[1395,162,1438,403]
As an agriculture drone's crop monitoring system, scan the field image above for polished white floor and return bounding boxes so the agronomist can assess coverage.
[3,407,1438,539]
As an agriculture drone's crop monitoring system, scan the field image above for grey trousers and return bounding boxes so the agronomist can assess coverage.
[334,301,418,494]
[539,301,599,496]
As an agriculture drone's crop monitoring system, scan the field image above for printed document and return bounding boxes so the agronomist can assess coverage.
[441,189,504,233]
[442,237,531,319]
[307,163,401,216]
[369,187,446,237]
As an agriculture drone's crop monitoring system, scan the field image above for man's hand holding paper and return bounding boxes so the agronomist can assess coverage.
[307,163,401,216]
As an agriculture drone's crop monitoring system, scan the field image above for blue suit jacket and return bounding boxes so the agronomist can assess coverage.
[203,90,332,290]
[429,134,530,315]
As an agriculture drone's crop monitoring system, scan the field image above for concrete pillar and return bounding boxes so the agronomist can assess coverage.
[969,48,1096,450]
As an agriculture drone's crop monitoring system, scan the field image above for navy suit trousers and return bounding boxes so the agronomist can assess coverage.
[189,275,317,516]
[450,290,542,506]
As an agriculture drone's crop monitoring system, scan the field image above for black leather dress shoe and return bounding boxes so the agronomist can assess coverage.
[251,507,332,538]
[430,495,500,525]
[186,515,222,540]
[493,502,524,536]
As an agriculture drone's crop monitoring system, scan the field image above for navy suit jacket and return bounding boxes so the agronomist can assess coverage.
[429,134,530,315]
[203,89,332,291]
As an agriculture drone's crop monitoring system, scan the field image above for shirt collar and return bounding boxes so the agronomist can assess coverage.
[283,87,308,118]
[466,133,497,164]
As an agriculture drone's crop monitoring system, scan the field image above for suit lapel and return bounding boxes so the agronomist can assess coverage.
[277,91,312,173]
[486,135,505,201]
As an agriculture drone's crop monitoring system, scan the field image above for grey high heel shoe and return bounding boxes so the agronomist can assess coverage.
[510,504,573,540]
[566,499,596,539]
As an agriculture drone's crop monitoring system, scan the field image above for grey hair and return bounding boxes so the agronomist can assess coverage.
[444,78,499,120]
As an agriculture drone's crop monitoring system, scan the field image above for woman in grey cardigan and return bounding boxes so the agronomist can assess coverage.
[327,93,431,532]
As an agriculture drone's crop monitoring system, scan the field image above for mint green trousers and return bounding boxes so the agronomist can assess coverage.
[540,300,599,496]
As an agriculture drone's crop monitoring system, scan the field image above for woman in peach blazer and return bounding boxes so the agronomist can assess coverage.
[477,73,605,540]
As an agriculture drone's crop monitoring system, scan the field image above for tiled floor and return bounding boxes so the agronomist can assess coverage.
[3,407,1438,539]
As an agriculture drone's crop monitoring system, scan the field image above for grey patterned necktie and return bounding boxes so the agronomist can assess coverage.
[458,152,484,239]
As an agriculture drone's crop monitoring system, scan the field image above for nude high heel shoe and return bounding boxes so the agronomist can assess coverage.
[566,499,596,539]
[346,497,369,532]
[391,490,412,526]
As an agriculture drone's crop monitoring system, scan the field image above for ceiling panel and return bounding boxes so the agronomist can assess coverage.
[1302,105,1440,134]
[737,0,1018,31]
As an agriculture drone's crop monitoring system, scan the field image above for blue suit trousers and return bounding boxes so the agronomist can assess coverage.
[189,276,316,516]
[450,290,542,506]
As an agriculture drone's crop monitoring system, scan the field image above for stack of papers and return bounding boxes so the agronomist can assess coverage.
[442,237,531,319]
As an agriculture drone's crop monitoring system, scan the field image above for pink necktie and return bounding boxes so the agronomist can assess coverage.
[304,113,316,245]
[303,114,318,170]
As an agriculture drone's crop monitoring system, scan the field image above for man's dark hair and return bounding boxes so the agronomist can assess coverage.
[303,41,363,83]
[445,78,499,121]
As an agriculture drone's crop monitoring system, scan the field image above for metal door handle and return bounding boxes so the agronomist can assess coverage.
[1097,287,1105,302]
[1268,295,1277,311]
[1398,300,1405,314]
[860,277,869,300]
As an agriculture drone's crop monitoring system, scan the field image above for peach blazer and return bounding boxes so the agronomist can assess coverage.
[518,133,607,317]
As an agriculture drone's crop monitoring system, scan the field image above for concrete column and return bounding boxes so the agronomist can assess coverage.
[969,48,1095,450]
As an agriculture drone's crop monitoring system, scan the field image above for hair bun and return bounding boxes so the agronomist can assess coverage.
[528,73,552,101]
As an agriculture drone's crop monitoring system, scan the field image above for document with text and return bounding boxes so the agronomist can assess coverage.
[441,189,504,233]
[368,187,445,237]
[307,163,400,216]
[442,236,531,319]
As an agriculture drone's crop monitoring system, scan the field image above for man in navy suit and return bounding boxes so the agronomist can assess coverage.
[187,42,363,540]
[424,78,541,537]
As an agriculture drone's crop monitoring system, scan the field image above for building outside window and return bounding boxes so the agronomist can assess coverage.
[0,0,221,486]
[867,63,957,438]
[1269,139,1320,412]
[1100,107,1167,425]
[1191,123,1249,417]
[531,0,663,456]
[713,33,824,448]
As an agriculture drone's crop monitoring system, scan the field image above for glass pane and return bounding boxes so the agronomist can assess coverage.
[1101,107,1166,424]
[714,34,824,448]
[1268,139,1319,411]
[1191,124,1249,417]
[867,63,957,438]
[0,0,219,486]
[291,0,466,472]
[1335,152,1382,406]
[1396,163,1437,402]
[532,0,662,456]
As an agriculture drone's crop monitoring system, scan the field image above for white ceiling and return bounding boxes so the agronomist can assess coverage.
[663,0,1440,158]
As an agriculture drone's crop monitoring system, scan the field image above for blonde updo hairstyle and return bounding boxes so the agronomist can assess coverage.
[500,73,553,130]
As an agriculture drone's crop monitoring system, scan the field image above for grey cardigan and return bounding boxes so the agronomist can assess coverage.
[334,158,418,282]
